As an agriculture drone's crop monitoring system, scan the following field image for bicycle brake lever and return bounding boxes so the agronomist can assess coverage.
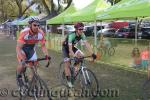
[45,61,50,67]
[45,60,50,67]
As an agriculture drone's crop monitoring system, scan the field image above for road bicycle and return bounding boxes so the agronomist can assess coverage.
[97,45,115,57]
[59,56,99,96]
[16,57,52,100]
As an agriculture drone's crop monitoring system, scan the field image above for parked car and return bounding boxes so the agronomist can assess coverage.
[57,25,75,34]
[84,25,104,36]
[139,27,150,39]
[115,27,135,38]
[97,28,116,37]
[84,26,94,36]
[109,21,128,30]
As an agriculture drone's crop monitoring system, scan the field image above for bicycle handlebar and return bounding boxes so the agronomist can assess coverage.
[25,56,51,67]
[69,56,92,61]
[37,57,51,61]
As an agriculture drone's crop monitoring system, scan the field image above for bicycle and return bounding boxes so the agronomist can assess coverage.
[59,56,99,95]
[16,57,52,100]
[98,46,115,57]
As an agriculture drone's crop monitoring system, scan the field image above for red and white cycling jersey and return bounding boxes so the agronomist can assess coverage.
[17,27,46,45]
[17,28,46,61]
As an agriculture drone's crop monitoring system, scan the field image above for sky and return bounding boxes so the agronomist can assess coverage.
[73,0,94,9]
[31,0,94,12]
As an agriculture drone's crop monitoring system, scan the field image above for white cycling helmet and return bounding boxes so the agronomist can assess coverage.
[28,16,40,24]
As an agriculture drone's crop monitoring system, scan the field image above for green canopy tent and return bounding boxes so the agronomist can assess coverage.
[47,4,78,37]
[64,0,110,23]
[16,16,35,25]
[96,0,150,20]
[47,4,77,24]
[96,0,150,46]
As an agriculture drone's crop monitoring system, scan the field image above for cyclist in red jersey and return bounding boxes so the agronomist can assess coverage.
[16,16,49,86]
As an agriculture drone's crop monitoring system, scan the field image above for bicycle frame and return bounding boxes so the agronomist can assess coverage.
[19,57,51,99]
[71,58,91,85]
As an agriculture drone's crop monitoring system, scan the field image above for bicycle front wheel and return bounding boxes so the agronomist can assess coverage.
[59,62,68,86]
[17,67,30,100]
[29,76,52,100]
[76,68,99,94]
[20,74,52,100]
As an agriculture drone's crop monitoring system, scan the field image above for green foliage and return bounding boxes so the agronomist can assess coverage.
[0,0,18,22]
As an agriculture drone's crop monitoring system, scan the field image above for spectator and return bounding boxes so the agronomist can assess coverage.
[131,48,141,68]
[141,47,149,69]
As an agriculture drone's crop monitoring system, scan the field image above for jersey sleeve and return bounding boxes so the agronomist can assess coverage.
[17,31,26,44]
[40,30,46,45]
[68,34,74,44]
[81,33,86,41]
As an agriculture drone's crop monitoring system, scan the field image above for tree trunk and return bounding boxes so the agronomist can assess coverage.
[15,0,35,18]
[1,0,5,21]
[41,0,51,15]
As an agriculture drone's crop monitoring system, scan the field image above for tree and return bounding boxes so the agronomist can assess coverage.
[0,0,73,22]
[36,0,73,19]
[0,0,18,22]
[15,0,36,18]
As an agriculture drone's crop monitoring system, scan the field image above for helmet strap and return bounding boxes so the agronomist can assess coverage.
[30,25,36,34]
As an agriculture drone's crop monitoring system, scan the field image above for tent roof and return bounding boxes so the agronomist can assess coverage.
[64,0,110,23]
[47,4,77,24]
[96,0,150,21]
[16,16,36,25]
[16,14,46,25]
[9,16,26,25]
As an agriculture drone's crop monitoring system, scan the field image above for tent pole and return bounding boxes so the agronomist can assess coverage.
[62,23,65,37]
[135,18,138,47]
[94,20,97,53]
[45,21,47,33]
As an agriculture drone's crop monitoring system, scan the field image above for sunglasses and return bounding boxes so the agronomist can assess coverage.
[78,28,84,30]
[33,24,40,27]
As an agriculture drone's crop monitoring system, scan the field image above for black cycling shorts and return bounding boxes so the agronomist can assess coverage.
[62,46,78,58]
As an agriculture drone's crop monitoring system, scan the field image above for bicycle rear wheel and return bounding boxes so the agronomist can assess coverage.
[75,68,99,97]
[108,47,115,56]
[142,79,150,100]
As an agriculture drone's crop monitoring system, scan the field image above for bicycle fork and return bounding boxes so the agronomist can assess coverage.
[81,66,91,85]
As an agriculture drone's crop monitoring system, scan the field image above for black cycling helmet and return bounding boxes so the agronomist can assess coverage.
[28,16,40,24]
[74,22,84,29]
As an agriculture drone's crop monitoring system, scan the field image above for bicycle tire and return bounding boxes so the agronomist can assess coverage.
[19,68,52,100]
[17,67,30,100]
[59,62,68,86]
[142,79,150,100]
[74,68,99,97]
[59,62,76,87]
[108,47,115,56]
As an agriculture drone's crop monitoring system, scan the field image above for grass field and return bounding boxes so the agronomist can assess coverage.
[46,33,150,74]
[0,32,150,100]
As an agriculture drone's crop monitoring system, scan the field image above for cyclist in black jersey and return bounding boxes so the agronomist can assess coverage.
[62,22,97,87]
